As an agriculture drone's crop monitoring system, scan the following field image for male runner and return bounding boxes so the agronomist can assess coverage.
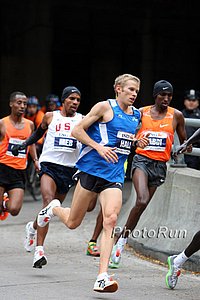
[110,80,191,268]
[36,74,149,293]
[12,86,83,268]
[0,92,39,220]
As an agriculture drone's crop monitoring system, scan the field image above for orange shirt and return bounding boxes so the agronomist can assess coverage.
[0,116,32,169]
[24,110,44,144]
[136,106,174,162]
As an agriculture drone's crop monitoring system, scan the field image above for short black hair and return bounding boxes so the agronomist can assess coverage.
[9,91,26,102]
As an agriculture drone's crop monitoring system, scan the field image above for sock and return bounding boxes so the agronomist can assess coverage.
[50,199,61,217]
[3,201,7,209]
[2,200,7,210]
[89,239,97,243]
[117,237,127,251]
[29,221,36,234]
[174,251,188,268]
[97,272,108,280]
[3,193,9,211]
[35,246,44,252]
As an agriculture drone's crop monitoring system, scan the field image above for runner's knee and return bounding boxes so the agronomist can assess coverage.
[9,206,21,216]
[87,200,96,212]
[135,198,148,213]
[67,219,81,229]
[103,213,118,229]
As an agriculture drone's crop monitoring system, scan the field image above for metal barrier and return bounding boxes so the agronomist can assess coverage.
[171,118,200,167]
[184,118,200,156]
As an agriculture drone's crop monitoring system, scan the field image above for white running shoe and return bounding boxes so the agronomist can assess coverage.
[33,248,47,268]
[24,221,36,252]
[165,255,181,289]
[37,199,61,227]
[109,244,122,269]
[93,273,118,293]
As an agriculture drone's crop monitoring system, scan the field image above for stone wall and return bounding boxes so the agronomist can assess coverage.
[119,167,200,272]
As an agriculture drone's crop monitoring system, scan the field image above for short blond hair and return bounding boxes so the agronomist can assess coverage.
[113,74,140,91]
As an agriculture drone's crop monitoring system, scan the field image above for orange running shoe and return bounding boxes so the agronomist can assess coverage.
[0,193,9,221]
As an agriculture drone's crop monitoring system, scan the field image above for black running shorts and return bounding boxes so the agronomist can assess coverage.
[73,171,123,193]
[39,162,77,194]
[131,154,167,187]
[0,163,26,190]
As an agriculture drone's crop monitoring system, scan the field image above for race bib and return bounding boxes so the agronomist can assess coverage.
[115,131,134,155]
[145,132,167,152]
[7,138,27,158]
[54,136,77,152]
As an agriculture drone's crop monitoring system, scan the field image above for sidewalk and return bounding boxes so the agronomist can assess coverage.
[0,190,200,300]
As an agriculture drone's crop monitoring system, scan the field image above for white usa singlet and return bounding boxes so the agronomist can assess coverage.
[39,110,82,167]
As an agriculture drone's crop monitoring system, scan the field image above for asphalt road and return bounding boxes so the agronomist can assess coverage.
[1,189,200,300]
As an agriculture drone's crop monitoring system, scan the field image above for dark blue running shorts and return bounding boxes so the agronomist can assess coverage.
[39,162,77,194]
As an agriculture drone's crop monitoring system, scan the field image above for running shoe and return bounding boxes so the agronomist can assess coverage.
[165,255,181,289]
[87,242,100,257]
[37,199,61,227]
[24,221,36,252]
[0,193,9,221]
[33,248,47,268]
[93,273,118,293]
[109,244,121,269]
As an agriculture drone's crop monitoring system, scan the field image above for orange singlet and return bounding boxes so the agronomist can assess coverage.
[24,110,44,145]
[0,116,32,169]
[136,106,174,162]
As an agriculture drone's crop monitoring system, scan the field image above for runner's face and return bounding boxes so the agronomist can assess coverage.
[155,92,172,110]
[10,96,27,116]
[27,104,38,115]
[117,80,140,106]
[47,101,57,112]
[63,93,81,116]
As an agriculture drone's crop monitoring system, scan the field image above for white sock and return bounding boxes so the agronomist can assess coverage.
[117,237,127,251]
[2,200,7,210]
[29,221,36,234]
[97,272,108,280]
[49,199,61,217]
[174,251,188,268]
[35,246,44,252]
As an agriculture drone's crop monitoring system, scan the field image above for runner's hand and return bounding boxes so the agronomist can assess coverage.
[175,141,192,155]
[136,133,150,149]
[11,143,26,156]
[96,145,118,163]
[172,142,192,162]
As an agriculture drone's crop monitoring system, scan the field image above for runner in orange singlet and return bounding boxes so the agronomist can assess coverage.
[24,96,44,154]
[109,80,192,268]
[0,92,39,221]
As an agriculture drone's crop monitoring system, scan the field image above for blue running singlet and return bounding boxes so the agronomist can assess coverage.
[76,99,141,183]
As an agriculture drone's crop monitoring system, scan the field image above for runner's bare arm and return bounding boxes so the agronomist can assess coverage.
[173,109,192,155]
[0,119,6,142]
[174,109,187,145]
[72,101,118,163]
